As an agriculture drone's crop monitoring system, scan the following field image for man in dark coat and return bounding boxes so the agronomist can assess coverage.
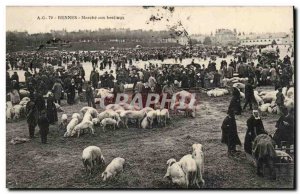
[38,110,50,144]
[221,109,242,155]
[228,87,242,115]
[86,81,96,108]
[243,79,256,110]
[26,100,38,138]
[244,110,267,154]
[46,95,58,124]
[275,87,285,115]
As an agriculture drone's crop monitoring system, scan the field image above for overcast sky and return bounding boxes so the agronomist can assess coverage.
[6,6,293,34]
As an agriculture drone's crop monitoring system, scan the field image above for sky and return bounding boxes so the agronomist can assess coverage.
[6,6,294,35]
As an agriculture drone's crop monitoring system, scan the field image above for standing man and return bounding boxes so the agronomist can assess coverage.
[26,99,38,139]
[86,81,96,108]
[52,79,63,105]
[276,87,285,115]
[38,110,50,144]
[243,79,256,111]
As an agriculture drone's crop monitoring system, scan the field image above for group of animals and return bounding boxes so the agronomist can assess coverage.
[62,104,172,138]
[81,143,205,188]
[81,146,125,182]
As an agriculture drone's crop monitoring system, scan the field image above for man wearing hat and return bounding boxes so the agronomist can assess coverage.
[276,87,285,115]
[86,81,96,108]
[52,79,63,105]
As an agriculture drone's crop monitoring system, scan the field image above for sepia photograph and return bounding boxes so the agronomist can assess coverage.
[5,6,295,189]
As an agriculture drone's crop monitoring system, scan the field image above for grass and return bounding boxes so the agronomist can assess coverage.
[6,91,294,189]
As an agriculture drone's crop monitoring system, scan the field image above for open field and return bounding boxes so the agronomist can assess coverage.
[6,89,294,189]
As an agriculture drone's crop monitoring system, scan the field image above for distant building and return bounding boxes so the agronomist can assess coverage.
[239,32,292,46]
[214,29,238,46]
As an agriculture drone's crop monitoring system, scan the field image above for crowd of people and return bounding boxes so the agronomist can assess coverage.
[6,44,294,168]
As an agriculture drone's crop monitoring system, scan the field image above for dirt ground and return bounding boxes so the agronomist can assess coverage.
[6,88,294,189]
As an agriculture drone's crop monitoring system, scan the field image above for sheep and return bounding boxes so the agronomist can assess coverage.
[80,107,98,117]
[100,118,119,132]
[192,144,205,187]
[59,114,68,131]
[95,88,112,98]
[175,90,193,103]
[105,104,125,111]
[286,87,294,98]
[232,82,245,91]
[141,107,154,113]
[259,103,271,112]
[207,88,229,97]
[164,158,186,187]
[260,91,277,103]
[275,150,293,163]
[12,104,25,120]
[146,110,158,128]
[119,102,141,111]
[172,102,195,117]
[178,154,200,188]
[284,98,294,111]
[6,107,13,121]
[19,89,30,97]
[64,118,79,137]
[72,121,95,137]
[141,117,150,129]
[92,118,100,126]
[102,157,125,181]
[254,91,264,106]
[82,146,105,175]
[72,113,82,121]
[159,109,170,127]
[6,101,13,109]
[120,110,147,129]
[97,109,121,124]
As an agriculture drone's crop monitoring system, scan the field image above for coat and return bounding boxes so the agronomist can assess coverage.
[221,115,241,147]
[228,88,241,114]
[244,116,267,154]
[46,96,58,124]
[52,82,63,100]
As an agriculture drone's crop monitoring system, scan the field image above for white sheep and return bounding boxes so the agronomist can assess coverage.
[120,110,147,129]
[259,103,271,112]
[178,154,200,188]
[12,104,25,120]
[92,118,100,126]
[164,158,186,187]
[72,121,95,137]
[286,87,294,98]
[192,144,205,187]
[6,107,13,121]
[72,113,82,121]
[254,91,264,105]
[141,117,150,129]
[100,118,119,132]
[80,107,98,117]
[59,114,68,131]
[105,104,125,111]
[146,110,158,128]
[64,118,79,137]
[232,82,245,90]
[102,157,125,181]
[82,146,105,175]
[141,107,154,113]
[159,109,170,127]
[19,89,30,97]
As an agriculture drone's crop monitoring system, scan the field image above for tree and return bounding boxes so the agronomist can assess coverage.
[272,40,277,45]
[203,36,212,45]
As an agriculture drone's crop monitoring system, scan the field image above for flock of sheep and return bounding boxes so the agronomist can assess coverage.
[81,143,205,188]
[206,77,294,114]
